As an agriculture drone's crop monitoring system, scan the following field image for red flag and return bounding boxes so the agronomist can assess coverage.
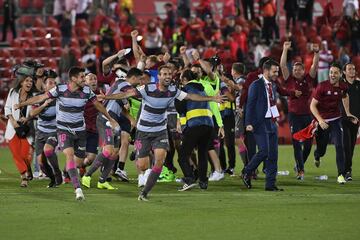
[293,120,318,142]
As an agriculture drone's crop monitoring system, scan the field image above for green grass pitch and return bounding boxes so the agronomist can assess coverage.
[0,145,360,240]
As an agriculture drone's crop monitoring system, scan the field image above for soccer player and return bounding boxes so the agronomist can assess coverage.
[83,73,100,171]
[81,67,141,190]
[29,70,62,188]
[15,67,120,200]
[310,63,358,184]
[98,65,224,201]
[280,41,319,180]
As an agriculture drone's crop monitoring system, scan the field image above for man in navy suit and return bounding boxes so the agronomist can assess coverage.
[241,60,284,191]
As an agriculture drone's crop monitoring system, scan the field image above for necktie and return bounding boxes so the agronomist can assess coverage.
[267,83,275,106]
[267,82,276,121]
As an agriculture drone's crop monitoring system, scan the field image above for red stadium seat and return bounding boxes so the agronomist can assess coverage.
[0,49,11,58]
[50,37,62,47]
[47,16,59,28]
[23,38,37,48]
[19,0,30,8]
[52,47,63,57]
[70,38,80,48]
[33,0,44,9]
[33,17,45,28]
[32,27,47,38]
[40,57,50,66]
[71,47,82,59]
[24,49,37,58]
[1,69,12,78]
[47,58,58,71]
[19,16,33,26]
[76,19,89,29]
[36,38,51,48]
[10,48,26,58]
[76,27,90,38]
[21,29,33,38]
[0,58,12,68]
[37,47,52,58]
[46,28,61,38]
[0,0,3,8]
[10,39,21,48]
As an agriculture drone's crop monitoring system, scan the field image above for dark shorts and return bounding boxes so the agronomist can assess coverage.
[235,112,245,138]
[208,127,218,150]
[118,114,131,134]
[86,131,99,154]
[35,130,58,156]
[167,114,181,139]
[134,129,169,158]
[97,116,121,148]
[57,129,87,158]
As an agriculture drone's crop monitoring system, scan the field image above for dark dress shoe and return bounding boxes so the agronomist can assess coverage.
[241,174,252,189]
[265,186,284,191]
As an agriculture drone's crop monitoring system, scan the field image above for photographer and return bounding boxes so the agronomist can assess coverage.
[4,65,36,187]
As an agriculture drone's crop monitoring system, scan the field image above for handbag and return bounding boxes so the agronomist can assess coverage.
[14,101,30,138]
[15,122,30,138]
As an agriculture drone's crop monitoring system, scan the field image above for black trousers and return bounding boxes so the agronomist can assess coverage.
[314,119,345,176]
[219,114,236,170]
[2,18,16,41]
[286,11,297,30]
[342,119,359,173]
[288,113,313,172]
[178,125,212,184]
[241,0,254,20]
[262,16,279,44]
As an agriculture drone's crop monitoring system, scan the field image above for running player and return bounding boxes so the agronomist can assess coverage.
[15,67,120,200]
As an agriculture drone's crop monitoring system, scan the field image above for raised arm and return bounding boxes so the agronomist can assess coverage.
[97,88,137,101]
[280,41,291,80]
[192,50,216,81]
[131,30,143,62]
[102,49,128,75]
[29,99,54,118]
[180,46,190,68]
[15,93,50,110]
[309,43,320,79]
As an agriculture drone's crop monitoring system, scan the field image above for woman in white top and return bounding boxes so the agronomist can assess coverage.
[4,67,36,187]
[145,20,163,55]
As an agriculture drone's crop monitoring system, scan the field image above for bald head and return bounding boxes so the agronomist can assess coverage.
[85,73,98,91]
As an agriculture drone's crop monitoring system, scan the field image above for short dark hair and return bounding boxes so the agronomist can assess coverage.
[127,67,143,78]
[259,56,271,69]
[343,62,355,71]
[232,62,246,74]
[158,64,172,74]
[44,69,58,81]
[68,66,85,79]
[262,60,279,71]
[181,69,197,81]
[330,62,342,71]
[293,62,304,69]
